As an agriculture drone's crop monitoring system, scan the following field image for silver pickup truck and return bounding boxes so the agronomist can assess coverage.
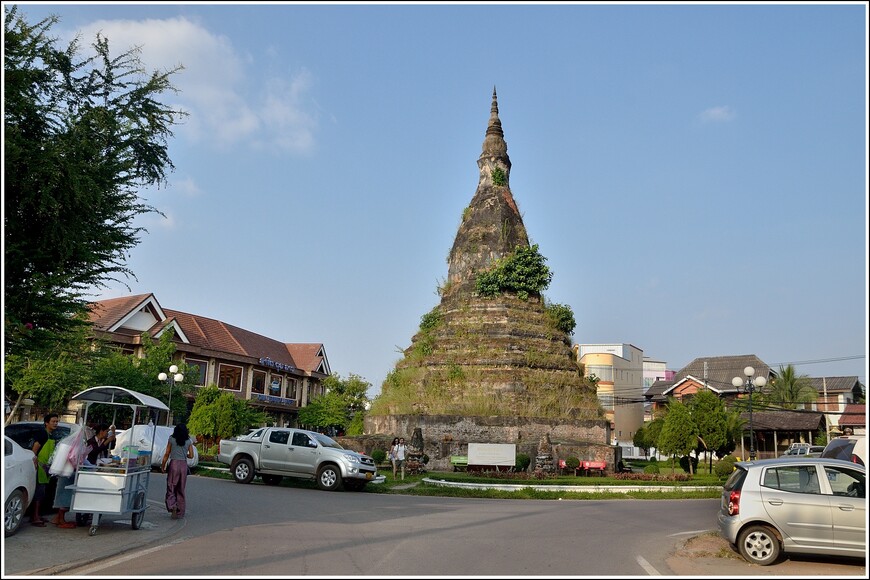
[217,427,377,491]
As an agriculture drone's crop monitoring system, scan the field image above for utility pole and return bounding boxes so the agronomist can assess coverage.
[823,377,830,445]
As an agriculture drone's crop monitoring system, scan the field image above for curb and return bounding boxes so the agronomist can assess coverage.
[421,477,720,493]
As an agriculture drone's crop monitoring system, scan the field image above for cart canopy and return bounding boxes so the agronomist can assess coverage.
[71,386,169,410]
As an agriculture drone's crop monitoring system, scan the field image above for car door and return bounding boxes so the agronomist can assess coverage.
[758,463,833,550]
[823,464,866,553]
[259,429,292,470]
[287,430,319,475]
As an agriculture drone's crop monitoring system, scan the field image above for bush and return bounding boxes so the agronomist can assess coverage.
[564,456,580,470]
[644,464,660,474]
[714,455,738,479]
[679,455,699,474]
[371,448,387,464]
[515,452,531,472]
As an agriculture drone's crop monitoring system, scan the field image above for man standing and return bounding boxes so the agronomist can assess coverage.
[30,413,59,526]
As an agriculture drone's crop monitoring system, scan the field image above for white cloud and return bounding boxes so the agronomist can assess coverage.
[699,105,736,123]
[69,17,317,153]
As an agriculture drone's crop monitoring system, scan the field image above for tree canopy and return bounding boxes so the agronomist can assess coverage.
[3,6,185,357]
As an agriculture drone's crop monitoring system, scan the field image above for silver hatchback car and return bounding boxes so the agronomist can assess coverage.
[718,457,865,565]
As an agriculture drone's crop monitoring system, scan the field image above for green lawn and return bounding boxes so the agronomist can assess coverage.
[193,463,723,500]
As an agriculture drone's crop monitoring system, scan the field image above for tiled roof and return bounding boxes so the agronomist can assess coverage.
[807,376,863,394]
[88,293,154,329]
[742,410,826,431]
[285,343,326,374]
[673,354,772,393]
[838,404,867,427]
[88,295,329,375]
[645,380,674,402]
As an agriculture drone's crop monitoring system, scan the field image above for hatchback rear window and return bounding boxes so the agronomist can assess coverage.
[723,465,748,491]
[822,439,856,461]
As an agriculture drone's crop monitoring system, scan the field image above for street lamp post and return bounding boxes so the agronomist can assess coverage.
[158,364,184,426]
[732,366,767,461]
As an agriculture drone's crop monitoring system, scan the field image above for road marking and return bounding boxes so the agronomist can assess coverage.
[668,529,713,537]
[68,537,189,574]
[636,555,661,575]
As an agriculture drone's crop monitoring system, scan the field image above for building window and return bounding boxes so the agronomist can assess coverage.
[270,375,282,395]
[287,378,297,400]
[186,358,208,386]
[252,370,266,395]
[586,365,613,382]
[218,364,243,392]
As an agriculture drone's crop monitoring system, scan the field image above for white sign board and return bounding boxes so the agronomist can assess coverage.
[468,443,516,466]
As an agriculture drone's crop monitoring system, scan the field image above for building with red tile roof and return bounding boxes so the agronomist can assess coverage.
[88,293,330,426]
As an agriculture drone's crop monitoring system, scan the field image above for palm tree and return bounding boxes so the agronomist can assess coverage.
[766,364,817,409]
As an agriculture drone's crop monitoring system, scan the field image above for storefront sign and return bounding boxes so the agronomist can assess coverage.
[259,357,296,372]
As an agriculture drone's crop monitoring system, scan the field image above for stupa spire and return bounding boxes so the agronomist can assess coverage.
[480,86,509,162]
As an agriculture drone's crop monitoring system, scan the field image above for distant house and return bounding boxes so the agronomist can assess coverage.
[644,354,774,414]
[836,403,867,436]
[88,293,331,427]
[642,354,866,459]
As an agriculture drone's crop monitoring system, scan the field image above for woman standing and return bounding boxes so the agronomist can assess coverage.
[389,437,399,478]
[161,423,194,519]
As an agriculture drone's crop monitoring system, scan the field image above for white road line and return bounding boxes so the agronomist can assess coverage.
[636,555,661,575]
[69,537,188,574]
[668,528,714,537]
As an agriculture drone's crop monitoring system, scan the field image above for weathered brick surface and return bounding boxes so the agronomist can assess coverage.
[355,414,613,472]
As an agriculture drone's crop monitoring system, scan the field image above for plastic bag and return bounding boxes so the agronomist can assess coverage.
[49,425,85,477]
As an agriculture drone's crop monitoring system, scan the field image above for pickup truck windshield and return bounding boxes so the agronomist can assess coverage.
[313,433,343,449]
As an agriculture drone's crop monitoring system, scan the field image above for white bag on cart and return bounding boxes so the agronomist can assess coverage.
[112,424,199,468]
[49,425,85,477]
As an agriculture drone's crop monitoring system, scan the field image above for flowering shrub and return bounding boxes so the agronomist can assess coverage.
[613,472,690,482]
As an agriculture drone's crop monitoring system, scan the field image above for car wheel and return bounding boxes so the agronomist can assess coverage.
[232,458,255,484]
[261,474,282,486]
[5,489,27,537]
[737,524,781,566]
[316,464,343,491]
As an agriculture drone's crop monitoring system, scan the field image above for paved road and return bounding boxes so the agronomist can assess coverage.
[2,472,865,577]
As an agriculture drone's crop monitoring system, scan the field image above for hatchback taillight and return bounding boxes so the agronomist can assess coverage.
[727,490,741,516]
[851,454,864,466]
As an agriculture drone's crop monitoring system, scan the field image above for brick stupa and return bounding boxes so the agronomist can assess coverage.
[370,89,601,420]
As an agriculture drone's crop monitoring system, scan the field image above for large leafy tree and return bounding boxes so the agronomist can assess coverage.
[690,389,728,473]
[298,373,372,434]
[186,385,269,447]
[657,398,699,474]
[4,6,185,357]
[3,313,106,422]
[762,364,817,410]
[716,410,747,459]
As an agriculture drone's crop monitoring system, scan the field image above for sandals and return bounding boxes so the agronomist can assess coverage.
[55,521,77,529]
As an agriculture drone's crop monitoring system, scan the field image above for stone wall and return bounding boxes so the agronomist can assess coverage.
[350,414,614,472]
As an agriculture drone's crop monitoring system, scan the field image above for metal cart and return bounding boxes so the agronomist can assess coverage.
[66,386,169,536]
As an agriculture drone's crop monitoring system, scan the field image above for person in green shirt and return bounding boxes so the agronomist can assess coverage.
[30,414,59,527]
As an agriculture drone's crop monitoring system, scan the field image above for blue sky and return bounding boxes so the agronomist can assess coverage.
[6,2,867,398]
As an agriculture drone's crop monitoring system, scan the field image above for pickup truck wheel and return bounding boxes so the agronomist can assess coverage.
[232,458,255,484]
[262,474,282,486]
[316,464,343,491]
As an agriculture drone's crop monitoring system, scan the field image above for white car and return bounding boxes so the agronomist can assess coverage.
[4,436,36,537]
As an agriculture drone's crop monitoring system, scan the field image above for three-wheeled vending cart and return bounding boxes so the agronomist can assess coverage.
[66,386,169,536]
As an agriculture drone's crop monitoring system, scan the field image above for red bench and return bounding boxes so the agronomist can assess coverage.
[580,461,606,476]
[557,460,607,476]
